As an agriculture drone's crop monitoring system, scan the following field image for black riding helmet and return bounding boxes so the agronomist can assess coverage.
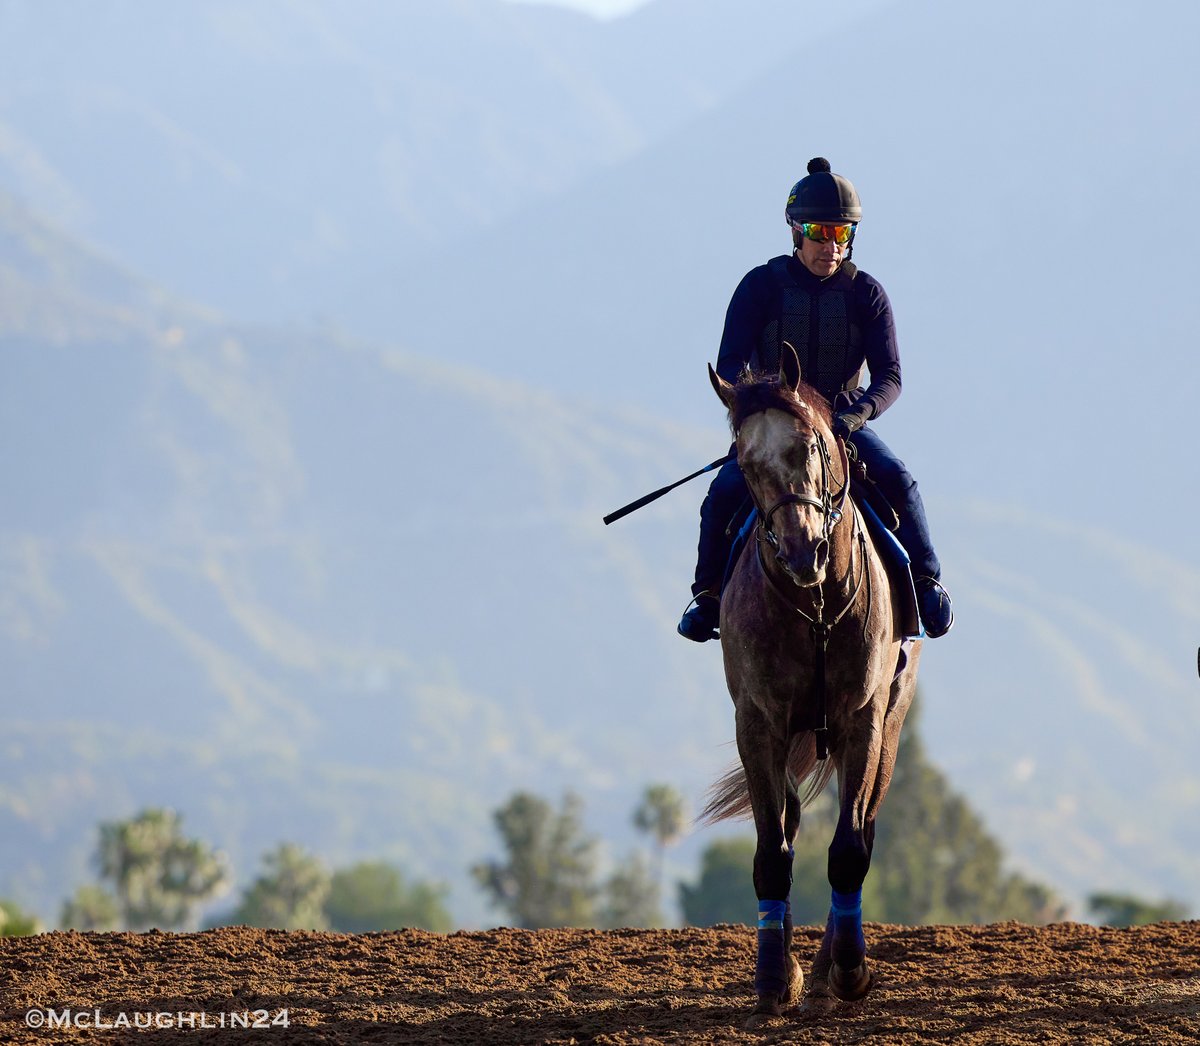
[785,157,862,225]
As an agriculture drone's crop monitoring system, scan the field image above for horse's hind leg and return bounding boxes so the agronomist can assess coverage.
[737,713,802,1027]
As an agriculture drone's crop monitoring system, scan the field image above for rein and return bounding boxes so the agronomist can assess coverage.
[747,429,862,760]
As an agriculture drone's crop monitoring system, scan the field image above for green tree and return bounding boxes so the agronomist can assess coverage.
[0,899,40,936]
[472,791,599,928]
[863,703,1064,924]
[60,885,121,931]
[633,783,687,892]
[1088,892,1190,927]
[325,861,452,932]
[232,843,331,930]
[678,837,759,926]
[599,851,663,929]
[97,808,229,930]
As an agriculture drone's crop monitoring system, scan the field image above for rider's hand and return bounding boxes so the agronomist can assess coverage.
[832,408,869,440]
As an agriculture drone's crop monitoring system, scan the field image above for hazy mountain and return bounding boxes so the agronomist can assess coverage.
[371,0,1200,917]
[1,191,736,924]
[2,0,1198,926]
[4,184,1198,929]
[382,0,1199,462]
[0,0,887,323]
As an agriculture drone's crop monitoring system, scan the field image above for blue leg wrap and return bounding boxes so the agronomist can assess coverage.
[755,899,790,998]
[830,888,865,969]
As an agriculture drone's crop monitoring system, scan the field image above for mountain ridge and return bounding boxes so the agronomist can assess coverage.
[2,0,1198,925]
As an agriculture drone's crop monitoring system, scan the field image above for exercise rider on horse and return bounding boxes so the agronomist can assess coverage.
[678,157,954,642]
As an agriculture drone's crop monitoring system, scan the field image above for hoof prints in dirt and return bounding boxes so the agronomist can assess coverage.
[3,922,1200,1043]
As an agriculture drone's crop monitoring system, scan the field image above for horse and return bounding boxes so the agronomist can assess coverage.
[701,345,921,1026]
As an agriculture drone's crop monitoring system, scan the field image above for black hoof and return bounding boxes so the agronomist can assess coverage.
[745,958,803,1030]
[744,996,783,1029]
[828,960,873,1001]
[802,989,837,1014]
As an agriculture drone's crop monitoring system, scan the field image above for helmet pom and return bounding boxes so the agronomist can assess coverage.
[807,157,832,174]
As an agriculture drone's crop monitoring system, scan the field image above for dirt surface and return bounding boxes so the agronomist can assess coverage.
[2,921,1199,1044]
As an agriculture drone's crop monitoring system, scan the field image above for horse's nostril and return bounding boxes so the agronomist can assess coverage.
[776,545,825,587]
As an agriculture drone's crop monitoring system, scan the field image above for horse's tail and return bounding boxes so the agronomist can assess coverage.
[698,733,837,824]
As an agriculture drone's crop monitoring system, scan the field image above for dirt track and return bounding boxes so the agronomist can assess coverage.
[2,921,1199,1044]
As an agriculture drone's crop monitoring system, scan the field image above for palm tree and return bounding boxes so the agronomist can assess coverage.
[633,784,687,892]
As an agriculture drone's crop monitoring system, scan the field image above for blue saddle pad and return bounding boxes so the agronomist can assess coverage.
[721,509,759,594]
[857,500,923,641]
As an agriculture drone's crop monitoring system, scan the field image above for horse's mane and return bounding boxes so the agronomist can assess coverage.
[725,370,833,434]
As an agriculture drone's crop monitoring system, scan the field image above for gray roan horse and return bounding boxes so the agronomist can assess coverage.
[702,346,920,1026]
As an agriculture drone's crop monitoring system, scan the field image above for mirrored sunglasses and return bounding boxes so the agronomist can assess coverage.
[793,221,856,245]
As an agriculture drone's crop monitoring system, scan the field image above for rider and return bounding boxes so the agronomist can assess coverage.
[678,157,954,642]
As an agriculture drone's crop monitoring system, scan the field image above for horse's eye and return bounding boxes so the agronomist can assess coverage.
[784,444,811,469]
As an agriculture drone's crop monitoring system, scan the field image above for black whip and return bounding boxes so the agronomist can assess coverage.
[603,454,733,525]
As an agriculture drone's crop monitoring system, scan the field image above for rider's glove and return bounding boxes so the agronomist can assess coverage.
[832,407,870,440]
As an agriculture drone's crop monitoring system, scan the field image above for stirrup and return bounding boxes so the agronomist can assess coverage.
[677,593,720,643]
[914,575,954,639]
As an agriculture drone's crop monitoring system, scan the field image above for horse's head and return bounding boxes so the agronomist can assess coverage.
[708,345,847,589]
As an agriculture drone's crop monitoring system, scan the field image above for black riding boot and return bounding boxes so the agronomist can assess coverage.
[849,428,954,639]
[678,455,746,643]
[678,592,721,642]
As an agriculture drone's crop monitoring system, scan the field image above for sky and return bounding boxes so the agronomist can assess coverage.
[503,0,650,18]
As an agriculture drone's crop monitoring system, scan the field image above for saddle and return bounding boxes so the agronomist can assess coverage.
[857,498,922,641]
[847,449,922,641]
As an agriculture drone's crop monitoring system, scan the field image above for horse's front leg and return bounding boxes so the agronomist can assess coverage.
[736,710,802,1027]
[783,777,802,968]
[814,695,887,1004]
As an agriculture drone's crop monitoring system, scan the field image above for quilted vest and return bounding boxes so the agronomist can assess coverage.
[754,257,865,403]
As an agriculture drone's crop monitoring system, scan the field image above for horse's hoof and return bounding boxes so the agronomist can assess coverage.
[783,955,804,1006]
[828,959,873,1002]
[745,956,805,1027]
[802,984,838,1014]
[744,996,784,1029]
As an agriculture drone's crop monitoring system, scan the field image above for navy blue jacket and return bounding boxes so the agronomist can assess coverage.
[715,254,902,421]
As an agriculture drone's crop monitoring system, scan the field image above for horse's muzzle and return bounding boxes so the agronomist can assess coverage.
[775,537,829,587]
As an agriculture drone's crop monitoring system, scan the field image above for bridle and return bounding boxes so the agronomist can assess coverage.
[754,428,851,559]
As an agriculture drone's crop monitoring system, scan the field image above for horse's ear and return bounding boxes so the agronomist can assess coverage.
[780,341,802,393]
[709,363,734,406]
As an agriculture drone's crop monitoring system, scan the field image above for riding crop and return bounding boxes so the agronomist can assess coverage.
[602,454,733,525]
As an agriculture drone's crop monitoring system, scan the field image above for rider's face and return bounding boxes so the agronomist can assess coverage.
[795,229,847,278]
